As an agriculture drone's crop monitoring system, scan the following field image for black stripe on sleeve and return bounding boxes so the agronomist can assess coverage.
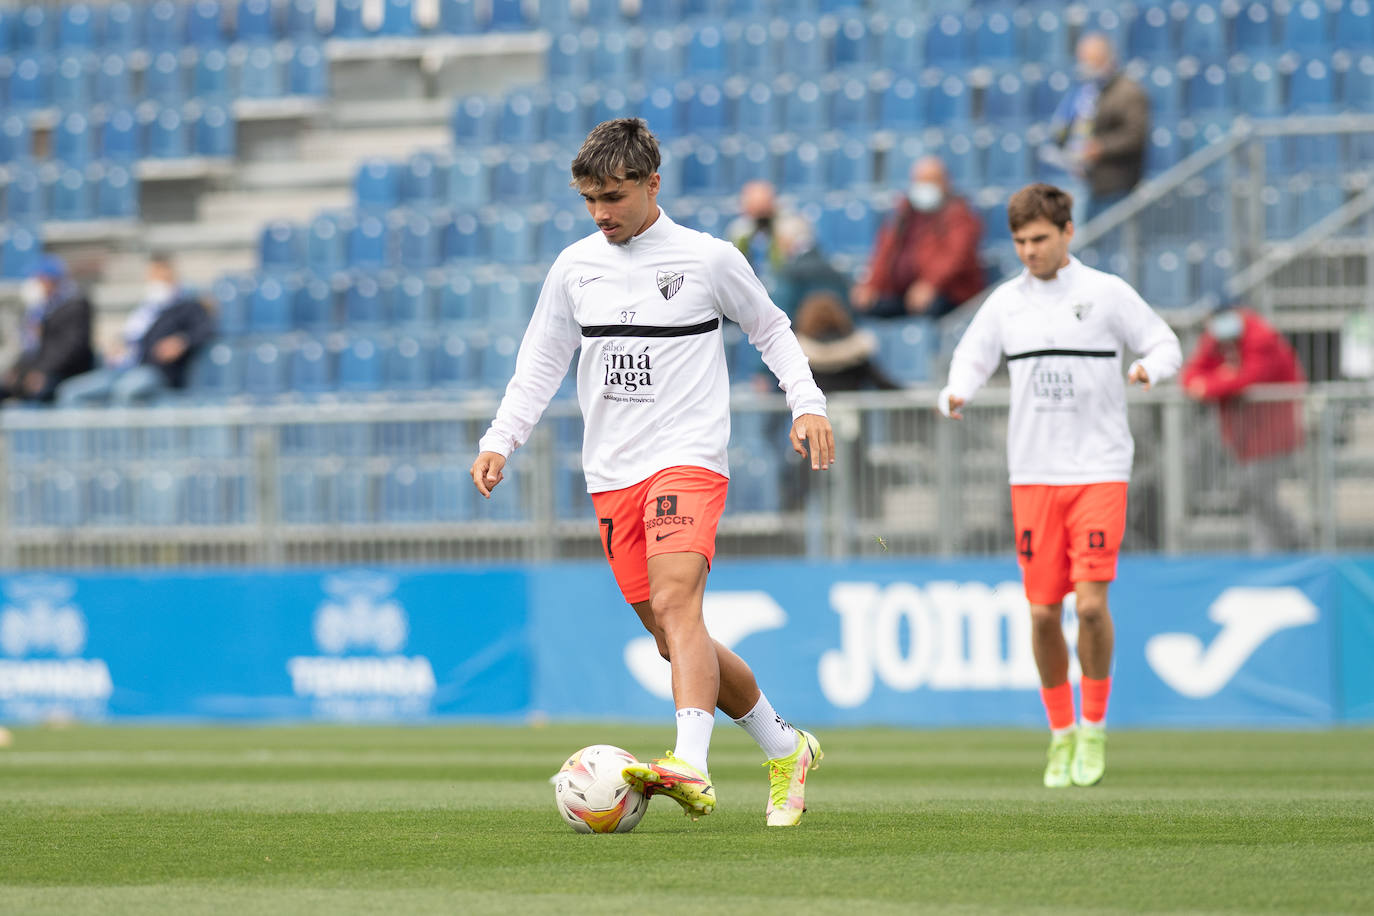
[581,318,721,338]
[1005,348,1118,362]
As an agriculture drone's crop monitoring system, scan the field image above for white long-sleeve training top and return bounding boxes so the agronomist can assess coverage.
[939,257,1182,486]
[478,209,828,493]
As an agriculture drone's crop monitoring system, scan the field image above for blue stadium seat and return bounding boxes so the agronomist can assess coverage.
[189,475,243,525]
[833,15,871,70]
[289,42,328,96]
[733,81,779,136]
[1032,69,1071,122]
[333,0,366,38]
[446,153,487,211]
[243,340,287,397]
[876,72,922,131]
[1344,54,1374,110]
[144,0,185,49]
[984,71,1031,125]
[1231,59,1282,116]
[240,44,284,98]
[104,2,140,50]
[145,50,185,104]
[882,134,924,186]
[725,450,780,513]
[134,471,182,526]
[7,55,50,110]
[489,0,529,31]
[279,468,326,523]
[640,79,683,140]
[1127,4,1173,62]
[781,79,825,135]
[385,335,430,390]
[0,113,29,162]
[590,29,632,82]
[379,464,431,522]
[830,77,872,134]
[818,198,876,256]
[1296,180,1343,231]
[0,224,39,279]
[193,46,231,98]
[261,220,302,271]
[452,95,497,148]
[432,332,473,385]
[493,153,537,203]
[986,132,1031,187]
[289,336,334,393]
[682,144,726,196]
[388,272,431,325]
[1233,3,1276,56]
[584,0,624,26]
[195,104,236,157]
[686,24,728,77]
[733,19,772,76]
[355,158,400,212]
[147,106,190,159]
[187,0,225,47]
[1338,0,1374,50]
[1282,0,1331,55]
[1144,66,1180,119]
[1141,246,1188,307]
[485,213,533,265]
[475,332,519,390]
[306,212,349,273]
[443,212,480,262]
[51,167,92,221]
[1289,58,1335,113]
[347,214,389,268]
[439,0,479,34]
[537,210,583,261]
[825,138,871,190]
[286,0,319,41]
[52,53,93,109]
[249,276,293,332]
[338,335,383,391]
[924,11,969,69]
[637,0,681,22]
[87,470,132,528]
[96,164,138,219]
[54,111,94,167]
[499,91,541,146]
[293,274,335,329]
[873,317,936,385]
[14,5,52,52]
[399,213,440,270]
[344,274,385,326]
[1180,3,1224,60]
[101,107,140,161]
[590,86,632,127]
[58,4,97,50]
[328,468,373,525]
[542,89,584,145]
[973,8,1020,64]
[547,31,586,82]
[781,19,826,77]
[4,167,44,222]
[875,16,921,72]
[780,140,824,192]
[942,131,979,188]
[381,0,417,37]
[1184,63,1229,115]
[401,151,443,206]
[1024,6,1069,67]
[1146,126,1182,175]
[924,73,972,126]
[97,53,134,106]
[683,81,729,135]
[731,139,772,186]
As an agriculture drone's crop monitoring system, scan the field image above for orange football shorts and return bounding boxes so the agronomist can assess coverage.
[1010,481,1128,605]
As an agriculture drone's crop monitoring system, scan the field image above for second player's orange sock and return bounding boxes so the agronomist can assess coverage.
[1080,676,1111,726]
[1040,682,1076,731]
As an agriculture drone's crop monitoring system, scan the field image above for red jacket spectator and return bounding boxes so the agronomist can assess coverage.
[1181,307,1305,462]
[862,196,985,316]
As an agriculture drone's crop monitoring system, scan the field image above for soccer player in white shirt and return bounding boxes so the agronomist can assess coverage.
[937,184,1181,788]
[471,120,834,825]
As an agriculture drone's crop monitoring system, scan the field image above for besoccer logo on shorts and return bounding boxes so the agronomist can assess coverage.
[655,495,678,517]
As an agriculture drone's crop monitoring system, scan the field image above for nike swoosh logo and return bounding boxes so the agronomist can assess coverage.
[655,530,682,542]
[579,275,602,287]
[1145,587,1318,698]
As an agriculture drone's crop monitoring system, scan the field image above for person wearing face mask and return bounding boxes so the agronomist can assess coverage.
[1048,33,1150,223]
[56,252,215,407]
[0,256,94,404]
[1181,301,1307,552]
[850,156,985,320]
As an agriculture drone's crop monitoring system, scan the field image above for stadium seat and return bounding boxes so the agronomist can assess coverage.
[58,4,97,50]
[385,335,430,390]
[146,50,185,104]
[833,16,872,71]
[731,139,773,186]
[195,104,236,157]
[972,8,1020,64]
[104,1,140,50]
[924,11,969,69]
[1343,54,1374,110]
[289,336,333,392]
[1127,4,1173,62]
[830,77,872,134]
[446,153,487,211]
[286,0,319,41]
[1180,3,1224,60]
[1282,0,1331,55]
[881,133,924,186]
[288,42,328,95]
[344,274,385,326]
[381,0,418,37]
[379,464,431,523]
[87,470,132,528]
[1296,180,1344,231]
[535,209,581,262]
[724,450,781,513]
[333,0,366,38]
[984,71,1031,126]
[243,340,288,397]
[97,164,138,219]
[1140,246,1188,307]
[14,5,52,53]
[338,335,383,391]
[781,19,826,77]
[942,131,979,188]
[443,212,481,262]
[475,332,519,390]
[483,213,531,266]
[733,19,772,76]
[135,471,181,526]
[686,24,728,77]
[640,80,683,140]
[187,0,225,47]
[194,46,231,98]
[1289,58,1335,113]
[1231,59,1282,116]
[986,133,1031,187]
[329,467,373,524]
[50,167,92,221]
[52,53,93,109]
[398,213,440,270]
[1184,63,1229,116]
[924,73,972,126]
[1145,126,1182,175]
[872,317,936,385]
[279,468,326,524]
[590,29,632,82]
[260,220,302,271]
[97,53,134,106]
[452,95,497,148]
[432,332,474,386]
[100,107,140,161]
[781,79,825,135]
[547,31,586,82]
[356,158,400,212]
[1032,69,1071,122]
[780,140,824,192]
[0,113,29,162]
[542,89,584,145]
[439,0,479,34]
[147,107,190,159]
[0,224,40,279]
[1144,66,1180,119]
[875,16,921,72]
[733,81,779,136]
[1024,6,1069,67]
[681,144,726,196]
[876,73,922,132]
[347,214,389,269]
[1337,0,1374,50]
[400,151,443,206]
[249,276,293,332]
[53,111,94,167]
[293,274,335,329]
[489,0,529,31]
[818,198,876,256]
[388,272,431,325]
[683,81,729,136]
[239,44,284,98]
[499,91,541,147]
[306,212,350,274]
[7,54,49,110]
[3,166,43,222]
[1233,3,1276,56]
[144,0,185,49]
[824,138,871,190]
[493,153,537,203]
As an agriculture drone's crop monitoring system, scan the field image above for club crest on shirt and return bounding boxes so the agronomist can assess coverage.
[657,269,684,300]
[1071,302,1093,321]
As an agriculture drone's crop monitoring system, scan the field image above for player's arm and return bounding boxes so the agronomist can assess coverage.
[1114,279,1182,391]
[472,262,580,496]
[937,293,1004,420]
[713,243,833,469]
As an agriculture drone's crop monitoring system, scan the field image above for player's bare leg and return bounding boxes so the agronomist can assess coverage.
[1071,580,1112,786]
[1030,601,1075,787]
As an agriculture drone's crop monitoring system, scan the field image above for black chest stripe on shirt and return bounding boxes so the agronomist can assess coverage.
[581,318,720,338]
[1006,348,1118,362]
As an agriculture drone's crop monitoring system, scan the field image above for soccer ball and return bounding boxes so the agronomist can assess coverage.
[552,744,649,834]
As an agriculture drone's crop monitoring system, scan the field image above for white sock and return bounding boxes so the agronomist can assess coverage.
[1051,724,1077,738]
[1081,718,1105,729]
[673,707,714,773]
[732,692,798,760]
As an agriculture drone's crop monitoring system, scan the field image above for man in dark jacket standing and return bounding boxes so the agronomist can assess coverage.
[1,256,95,404]
[850,156,985,320]
[1050,33,1150,222]
[57,253,216,406]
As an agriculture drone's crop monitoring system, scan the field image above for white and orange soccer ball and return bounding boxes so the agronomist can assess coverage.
[552,744,649,834]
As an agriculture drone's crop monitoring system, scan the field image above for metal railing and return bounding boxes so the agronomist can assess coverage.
[0,381,1367,570]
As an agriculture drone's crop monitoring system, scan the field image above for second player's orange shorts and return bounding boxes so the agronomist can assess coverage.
[590,465,729,604]
[1010,482,1128,605]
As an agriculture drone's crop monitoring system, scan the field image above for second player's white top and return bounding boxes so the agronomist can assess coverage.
[940,257,1182,485]
[478,209,828,493]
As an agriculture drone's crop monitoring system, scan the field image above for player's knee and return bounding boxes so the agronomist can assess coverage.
[648,586,701,634]
[1075,597,1109,625]
[1029,602,1063,629]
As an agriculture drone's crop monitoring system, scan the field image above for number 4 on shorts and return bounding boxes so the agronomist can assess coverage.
[1018,529,1033,561]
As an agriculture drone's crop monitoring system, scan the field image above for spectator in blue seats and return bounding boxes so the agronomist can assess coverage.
[850,156,985,320]
[1047,33,1150,223]
[770,214,851,321]
[726,180,799,291]
[794,290,898,393]
[57,253,216,406]
[0,256,95,404]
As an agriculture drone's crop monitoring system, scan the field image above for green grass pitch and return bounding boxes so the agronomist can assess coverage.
[2,725,1372,915]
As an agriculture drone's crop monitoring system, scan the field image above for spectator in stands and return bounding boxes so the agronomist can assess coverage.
[794,291,899,393]
[0,256,94,405]
[850,156,985,320]
[1048,33,1150,223]
[1181,301,1307,552]
[727,180,790,283]
[57,253,215,407]
[770,214,851,321]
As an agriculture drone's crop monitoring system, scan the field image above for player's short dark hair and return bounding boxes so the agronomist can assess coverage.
[570,118,661,190]
[1007,183,1074,232]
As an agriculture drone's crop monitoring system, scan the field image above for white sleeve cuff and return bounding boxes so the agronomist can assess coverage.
[936,386,955,418]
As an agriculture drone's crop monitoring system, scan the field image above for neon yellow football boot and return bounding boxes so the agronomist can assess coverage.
[764,729,822,827]
[622,752,716,820]
[1071,723,1107,786]
[1044,730,1075,788]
